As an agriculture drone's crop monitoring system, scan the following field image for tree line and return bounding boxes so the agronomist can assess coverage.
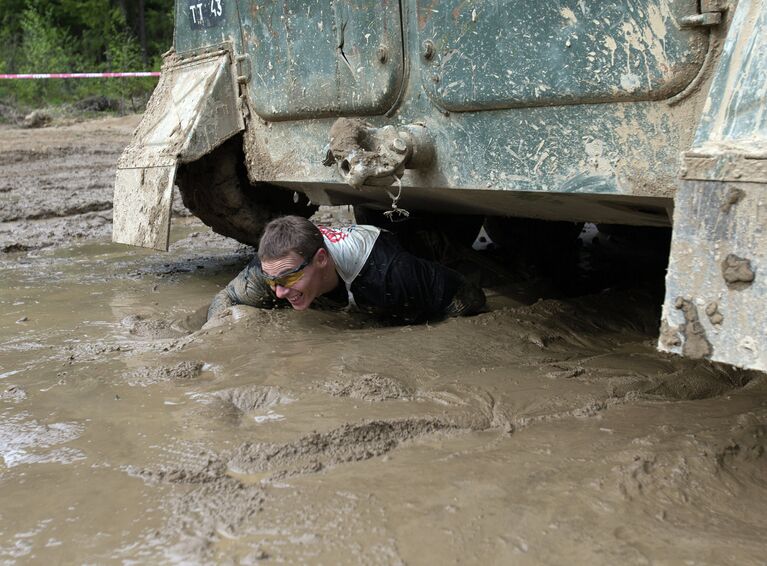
[0,0,173,107]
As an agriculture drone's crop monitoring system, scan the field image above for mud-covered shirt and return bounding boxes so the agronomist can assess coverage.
[207,228,485,323]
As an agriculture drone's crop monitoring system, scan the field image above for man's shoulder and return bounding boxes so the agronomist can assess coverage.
[317,224,381,244]
[320,224,382,284]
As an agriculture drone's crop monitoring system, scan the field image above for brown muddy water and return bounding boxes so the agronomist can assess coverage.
[1,116,766,565]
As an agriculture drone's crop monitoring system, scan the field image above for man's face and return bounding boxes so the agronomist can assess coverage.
[261,250,325,310]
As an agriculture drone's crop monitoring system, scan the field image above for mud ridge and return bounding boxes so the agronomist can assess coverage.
[228,418,460,478]
[18,201,113,222]
[130,452,228,485]
[190,385,294,426]
[122,361,204,387]
[121,314,190,340]
[321,373,414,402]
[211,385,293,414]
[615,417,767,505]
[1,385,27,403]
[512,398,614,431]
[158,477,266,562]
[0,146,119,165]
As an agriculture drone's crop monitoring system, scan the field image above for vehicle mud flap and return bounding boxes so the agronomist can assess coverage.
[112,49,244,250]
[659,0,766,372]
[660,179,766,372]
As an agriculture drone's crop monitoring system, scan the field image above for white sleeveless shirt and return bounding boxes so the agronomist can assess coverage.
[318,224,381,306]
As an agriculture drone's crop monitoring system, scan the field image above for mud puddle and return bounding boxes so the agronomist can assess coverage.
[1,222,764,564]
[1,117,766,564]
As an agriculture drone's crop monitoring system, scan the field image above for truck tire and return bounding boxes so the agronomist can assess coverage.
[176,136,316,247]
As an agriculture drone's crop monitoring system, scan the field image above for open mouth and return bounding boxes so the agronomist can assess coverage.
[287,292,304,305]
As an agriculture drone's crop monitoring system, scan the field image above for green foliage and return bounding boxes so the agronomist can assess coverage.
[0,0,173,110]
[16,4,81,103]
[105,27,156,110]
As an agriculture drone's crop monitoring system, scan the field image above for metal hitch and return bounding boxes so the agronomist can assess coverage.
[325,118,435,189]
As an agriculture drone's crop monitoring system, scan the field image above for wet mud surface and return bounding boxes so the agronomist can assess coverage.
[1,117,766,564]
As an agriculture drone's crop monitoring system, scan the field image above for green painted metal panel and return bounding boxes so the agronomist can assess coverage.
[162,0,725,226]
[692,0,767,148]
[239,0,404,120]
[175,0,244,54]
[416,0,708,111]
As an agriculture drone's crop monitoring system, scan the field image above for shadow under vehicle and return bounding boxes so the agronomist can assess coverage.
[112,0,766,372]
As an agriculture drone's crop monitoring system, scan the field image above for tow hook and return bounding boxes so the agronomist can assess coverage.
[324,118,435,189]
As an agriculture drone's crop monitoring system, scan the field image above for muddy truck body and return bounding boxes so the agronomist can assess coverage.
[113,0,767,372]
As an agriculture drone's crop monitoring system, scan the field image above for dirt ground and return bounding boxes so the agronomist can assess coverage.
[0,115,765,564]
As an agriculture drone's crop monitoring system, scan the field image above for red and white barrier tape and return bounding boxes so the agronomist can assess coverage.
[0,72,160,79]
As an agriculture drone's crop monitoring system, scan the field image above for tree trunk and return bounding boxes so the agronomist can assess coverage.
[138,0,147,65]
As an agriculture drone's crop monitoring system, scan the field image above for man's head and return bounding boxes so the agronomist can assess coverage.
[258,216,336,310]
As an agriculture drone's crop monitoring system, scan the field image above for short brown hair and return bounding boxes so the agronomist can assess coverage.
[258,216,325,261]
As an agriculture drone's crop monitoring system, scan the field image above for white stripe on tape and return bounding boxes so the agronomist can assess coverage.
[0,72,160,79]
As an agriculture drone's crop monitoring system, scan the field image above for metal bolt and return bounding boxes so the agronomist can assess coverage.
[422,40,435,60]
[390,138,407,154]
[377,46,388,63]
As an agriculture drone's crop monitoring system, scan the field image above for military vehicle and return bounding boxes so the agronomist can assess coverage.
[113,0,766,372]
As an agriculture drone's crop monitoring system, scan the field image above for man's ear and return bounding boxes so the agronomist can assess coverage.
[315,247,329,266]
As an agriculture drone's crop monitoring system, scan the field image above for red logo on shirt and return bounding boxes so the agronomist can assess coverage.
[318,225,349,243]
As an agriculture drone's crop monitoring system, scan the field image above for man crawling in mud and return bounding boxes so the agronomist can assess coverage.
[207,215,485,324]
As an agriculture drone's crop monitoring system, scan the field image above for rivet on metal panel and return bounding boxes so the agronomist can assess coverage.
[422,40,435,60]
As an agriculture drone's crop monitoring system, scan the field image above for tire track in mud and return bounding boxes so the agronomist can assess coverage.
[129,416,469,561]
[227,418,462,478]
[0,115,187,253]
[126,369,516,562]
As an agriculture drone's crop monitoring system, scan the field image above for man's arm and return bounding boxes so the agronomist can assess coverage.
[442,277,487,317]
[207,258,286,321]
[386,251,485,321]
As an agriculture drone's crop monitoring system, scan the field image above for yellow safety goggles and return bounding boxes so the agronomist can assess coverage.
[263,252,315,290]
